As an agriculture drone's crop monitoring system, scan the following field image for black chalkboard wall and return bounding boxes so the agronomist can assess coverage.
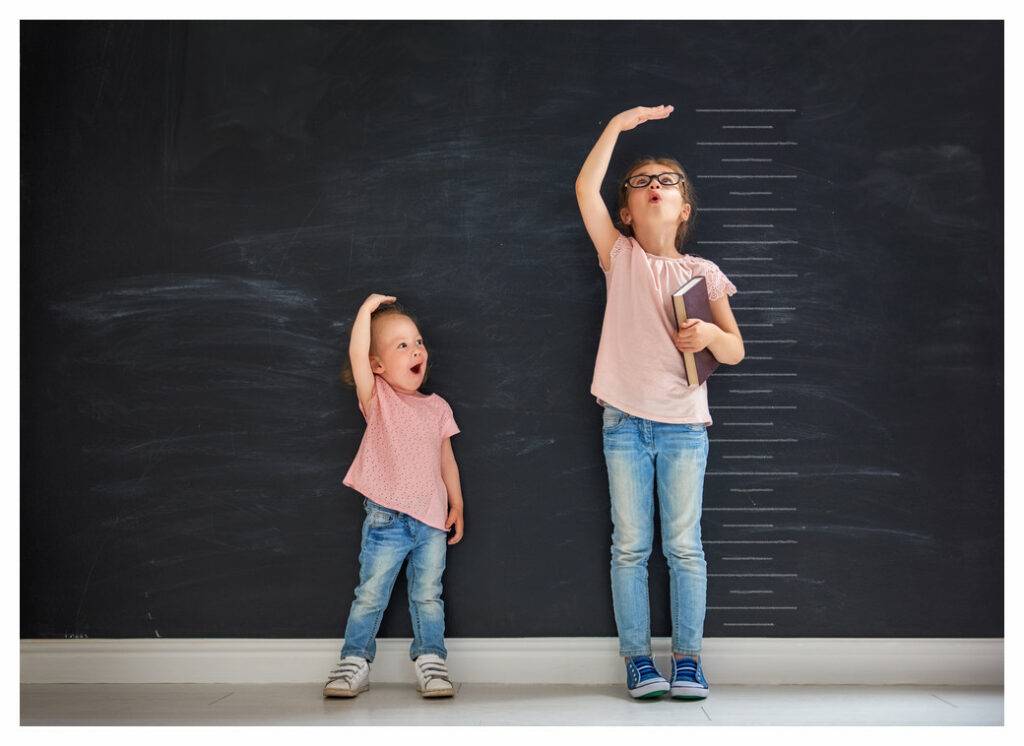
[21,21,1003,639]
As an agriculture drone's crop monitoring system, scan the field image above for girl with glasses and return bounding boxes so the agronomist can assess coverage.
[575,105,746,700]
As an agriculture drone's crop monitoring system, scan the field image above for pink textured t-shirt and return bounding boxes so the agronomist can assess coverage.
[342,374,460,530]
[591,233,738,425]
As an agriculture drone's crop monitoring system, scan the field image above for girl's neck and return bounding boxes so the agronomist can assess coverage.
[632,224,683,258]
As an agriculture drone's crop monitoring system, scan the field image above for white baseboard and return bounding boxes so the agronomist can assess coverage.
[20,638,1003,686]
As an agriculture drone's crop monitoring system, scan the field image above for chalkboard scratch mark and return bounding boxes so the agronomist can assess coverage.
[72,541,107,634]
[557,464,602,476]
[90,24,114,121]
[112,24,140,111]
[124,430,195,453]
[811,524,933,543]
[700,705,712,721]
[279,194,325,275]
[516,438,557,456]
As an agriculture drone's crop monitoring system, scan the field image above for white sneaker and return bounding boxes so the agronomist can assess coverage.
[323,656,370,698]
[413,654,455,698]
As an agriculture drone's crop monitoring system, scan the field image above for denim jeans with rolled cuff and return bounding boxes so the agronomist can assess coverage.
[340,499,448,662]
[602,403,709,658]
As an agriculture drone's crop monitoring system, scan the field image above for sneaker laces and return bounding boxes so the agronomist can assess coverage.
[673,657,700,680]
[327,660,364,684]
[417,660,452,686]
[632,656,660,679]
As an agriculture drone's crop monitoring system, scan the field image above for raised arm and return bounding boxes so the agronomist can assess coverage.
[349,293,396,417]
[575,105,674,271]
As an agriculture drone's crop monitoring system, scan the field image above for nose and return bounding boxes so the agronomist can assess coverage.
[649,181,661,190]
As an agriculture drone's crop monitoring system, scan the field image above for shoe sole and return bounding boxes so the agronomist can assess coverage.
[418,687,455,698]
[323,683,370,698]
[670,687,708,700]
[635,689,669,700]
[629,682,671,699]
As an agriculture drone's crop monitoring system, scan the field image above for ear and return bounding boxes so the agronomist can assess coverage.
[619,206,632,226]
[678,201,692,223]
[370,355,384,373]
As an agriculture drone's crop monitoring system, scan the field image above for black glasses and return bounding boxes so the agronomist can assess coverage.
[624,172,685,188]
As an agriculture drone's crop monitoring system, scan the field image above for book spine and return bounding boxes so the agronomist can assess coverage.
[673,295,700,386]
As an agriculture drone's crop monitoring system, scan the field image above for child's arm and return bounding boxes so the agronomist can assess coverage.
[440,437,464,545]
[349,293,396,417]
[575,105,674,271]
[674,297,746,365]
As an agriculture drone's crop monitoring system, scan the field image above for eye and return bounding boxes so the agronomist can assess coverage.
[416,339,423,346]
[398,342,407,349]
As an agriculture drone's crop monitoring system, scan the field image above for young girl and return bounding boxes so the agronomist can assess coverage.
[324,293,465,699]
[575,105,745,700]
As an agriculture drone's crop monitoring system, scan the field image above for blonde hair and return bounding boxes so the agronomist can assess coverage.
[339,303,429,387]
[616,156,698,249]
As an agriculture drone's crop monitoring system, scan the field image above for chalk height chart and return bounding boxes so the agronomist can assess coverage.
[692,107,805,632]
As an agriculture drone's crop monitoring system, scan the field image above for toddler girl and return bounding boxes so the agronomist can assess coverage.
[323,293,464,699]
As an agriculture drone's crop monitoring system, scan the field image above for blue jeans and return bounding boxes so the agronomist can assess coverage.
[602,404,709,658]
[341,499,448,662]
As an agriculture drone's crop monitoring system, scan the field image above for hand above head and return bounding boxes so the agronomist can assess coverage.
[361,293,397,314]
[612,104,674,132]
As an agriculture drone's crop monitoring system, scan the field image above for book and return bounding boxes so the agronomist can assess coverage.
[671,276,720,387]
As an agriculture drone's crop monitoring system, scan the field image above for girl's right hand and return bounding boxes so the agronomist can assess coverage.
[361,293,397,313]
[612,104,674,132]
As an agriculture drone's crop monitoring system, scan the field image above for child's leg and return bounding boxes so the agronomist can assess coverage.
[602,405,657,657]
[653,423,710,658]
[405,520,448,660]
[341,501,413,662]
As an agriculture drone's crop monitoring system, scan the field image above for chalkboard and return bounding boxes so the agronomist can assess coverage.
[21,21,1003,639]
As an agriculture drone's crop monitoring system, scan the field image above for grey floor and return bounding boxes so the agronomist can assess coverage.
[21,683,1003,725]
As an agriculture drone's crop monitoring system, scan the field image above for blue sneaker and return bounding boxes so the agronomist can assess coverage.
[669,655,709,699]
[625,655,670,699]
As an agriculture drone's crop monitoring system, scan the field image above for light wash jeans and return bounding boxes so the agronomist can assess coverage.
[341,499,448,662]
[602,403,710,658]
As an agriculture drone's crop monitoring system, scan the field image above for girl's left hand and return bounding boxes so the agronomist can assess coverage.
[445,507,464,545]
[674,319,713,353]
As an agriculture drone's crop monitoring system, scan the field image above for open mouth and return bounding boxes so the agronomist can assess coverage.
[649,193,662,204]
[410,362,423,375]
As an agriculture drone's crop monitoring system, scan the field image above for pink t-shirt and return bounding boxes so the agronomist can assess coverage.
[591,233,738,425]
[342,375,460,530]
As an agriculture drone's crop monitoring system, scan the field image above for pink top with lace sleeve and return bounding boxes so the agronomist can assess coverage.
[590,233,738,425]
[343,375,460,530]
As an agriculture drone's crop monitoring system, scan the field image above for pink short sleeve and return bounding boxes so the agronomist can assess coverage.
[701,259,738,301]
[439,401,460,439]
[601,233,632,274]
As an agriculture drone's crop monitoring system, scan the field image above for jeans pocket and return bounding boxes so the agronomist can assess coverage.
[602,406,629,433]
[365,500,397,527]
